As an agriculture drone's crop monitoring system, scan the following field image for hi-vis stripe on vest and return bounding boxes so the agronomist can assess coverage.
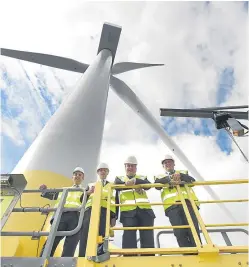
[154,170,199,211]
[54,187,82,209]
[118,175,152,212]
[85,182,116,214]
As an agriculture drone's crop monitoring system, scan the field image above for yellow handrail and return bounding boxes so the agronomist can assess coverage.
[103,178,248,256]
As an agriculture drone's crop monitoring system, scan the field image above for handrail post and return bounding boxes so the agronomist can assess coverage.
[85,181,102,259]
[105,183,112,245]
[176,185,202,248]
[184,184,215,246]
[41,188,69,264]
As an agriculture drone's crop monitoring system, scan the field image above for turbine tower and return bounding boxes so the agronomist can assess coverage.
[1,22,236,257]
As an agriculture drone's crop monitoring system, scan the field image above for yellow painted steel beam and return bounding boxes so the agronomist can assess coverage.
[184,185,214,246]
[196,199,248,204]
[105,183,112,237]
[84,181,102,258]
[111,179,249,190]
[1,170,72,257]
[108,245,248,255]
[112,198,248,207]
[112,225,190,230]
[218,246,248,253]
[206,223,249,227]
[79,254,249,267]
[109,247,198,255]
[176,186,202,248]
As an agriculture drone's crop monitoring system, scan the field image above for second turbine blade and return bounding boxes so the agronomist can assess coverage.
[1,48,89,74]
[112,62,164,75]
[110,76,237,223]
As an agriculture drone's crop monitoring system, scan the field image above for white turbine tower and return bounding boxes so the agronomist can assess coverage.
[1,22,236,257]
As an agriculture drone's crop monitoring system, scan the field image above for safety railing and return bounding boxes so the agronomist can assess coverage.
[156,228,249,248]
[99,179,248,257]
[1,187,87,265]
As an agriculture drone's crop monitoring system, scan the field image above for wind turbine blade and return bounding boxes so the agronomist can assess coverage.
[112,62,164,75]
[110,76,237,222]
[1,48,89,74]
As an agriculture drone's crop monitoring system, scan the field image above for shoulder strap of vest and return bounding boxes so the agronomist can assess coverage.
[154,174,166,180]
[135,175,147,180]
[117,176,125,181]
[175,170,188,174]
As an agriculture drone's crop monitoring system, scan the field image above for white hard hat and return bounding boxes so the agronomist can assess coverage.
[97,162,109,171]
[124,156,138,165]
[73,167,85,174]
[161,155,174,164]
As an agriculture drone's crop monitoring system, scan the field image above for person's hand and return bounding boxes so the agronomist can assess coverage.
[110,218,116,227]
[125,178,136,186]
[135,188,144,195]
[87,186,95,195]
[172,173,181,181]
[39,184,47,191]
[171,173,181,184]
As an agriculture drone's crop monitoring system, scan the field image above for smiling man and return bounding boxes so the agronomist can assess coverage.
[115,156,155,256]
[39,167,85,257]
[155,155,201,249]
[78,162,117,257]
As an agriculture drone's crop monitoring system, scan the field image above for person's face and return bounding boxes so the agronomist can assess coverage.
[72,171,84,185]
[162,159,175,171]
[125,164,137,176]
[97,168,109,180]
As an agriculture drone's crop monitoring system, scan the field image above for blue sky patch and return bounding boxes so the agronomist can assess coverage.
[217,67,234,105]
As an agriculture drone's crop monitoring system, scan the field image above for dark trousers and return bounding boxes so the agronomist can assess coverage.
[166,202,201,248]
[40,211,80,257]
[78,207,107,257]
[121,208,155,256]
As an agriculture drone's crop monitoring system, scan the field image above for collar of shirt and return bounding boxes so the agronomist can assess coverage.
[127,175,135,179]
[166,170,175,176]
[100,179,106,186]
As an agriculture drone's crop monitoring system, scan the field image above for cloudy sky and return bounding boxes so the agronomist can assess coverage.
[0,1,248,248]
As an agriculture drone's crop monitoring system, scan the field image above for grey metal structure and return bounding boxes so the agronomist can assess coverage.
[160,108,248,120]
[156,228,249,248]
[1,187,87,266]
[1,174,27,230]
[160,105,249,162]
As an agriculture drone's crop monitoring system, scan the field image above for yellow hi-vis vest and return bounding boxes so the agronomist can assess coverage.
[118,175,152,212]
[54,187,82,209]
[85,182,116,214]
[155,170,199,211]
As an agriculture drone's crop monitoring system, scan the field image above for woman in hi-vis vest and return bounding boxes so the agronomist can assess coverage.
[154,155,201,251]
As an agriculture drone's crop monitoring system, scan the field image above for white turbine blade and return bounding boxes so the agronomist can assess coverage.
[112,62,164,75]
[1,48,89,74]
[110,76,237,222]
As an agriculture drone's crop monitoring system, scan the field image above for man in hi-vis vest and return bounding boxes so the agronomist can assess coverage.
[115,156,155,255]
[39,167,85,257]
[154,155,201,248]
[78,163,117,257]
